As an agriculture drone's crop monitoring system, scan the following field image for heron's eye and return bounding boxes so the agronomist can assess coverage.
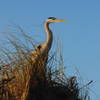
[48,19,53,21]
[48,17,56,20]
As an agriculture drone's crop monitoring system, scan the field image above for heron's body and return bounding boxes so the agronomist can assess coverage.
[0,17,65,100]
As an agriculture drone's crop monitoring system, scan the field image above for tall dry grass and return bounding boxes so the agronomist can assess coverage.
[0,25,91,100]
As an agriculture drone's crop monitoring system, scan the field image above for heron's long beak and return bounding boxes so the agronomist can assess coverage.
[49,19,66,23]
[55,19,66,22]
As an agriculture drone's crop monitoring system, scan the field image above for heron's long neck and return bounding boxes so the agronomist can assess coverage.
[44,22,53,51]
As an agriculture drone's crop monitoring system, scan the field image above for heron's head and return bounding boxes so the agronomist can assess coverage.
[46,17,66,23]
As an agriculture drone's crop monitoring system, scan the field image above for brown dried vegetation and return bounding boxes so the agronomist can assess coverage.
[0,27,90,100]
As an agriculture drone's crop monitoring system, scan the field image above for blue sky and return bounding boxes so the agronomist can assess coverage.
[0,0,100,99]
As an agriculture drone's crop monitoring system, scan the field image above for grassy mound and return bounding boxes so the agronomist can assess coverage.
[0,26,90,100]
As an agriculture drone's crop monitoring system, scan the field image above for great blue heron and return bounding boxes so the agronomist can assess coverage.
[0,17,65,100]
